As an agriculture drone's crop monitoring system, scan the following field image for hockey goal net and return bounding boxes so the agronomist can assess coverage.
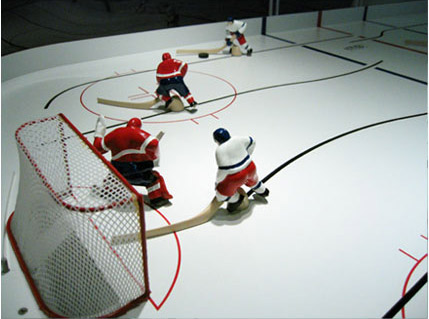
[7,114,150,318]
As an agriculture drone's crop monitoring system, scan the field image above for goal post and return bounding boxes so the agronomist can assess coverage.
[7,114,150,318]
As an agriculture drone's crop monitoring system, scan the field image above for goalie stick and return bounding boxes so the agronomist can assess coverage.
[156,131,164,141]
[111,188,248,244]
[176,44,226,54]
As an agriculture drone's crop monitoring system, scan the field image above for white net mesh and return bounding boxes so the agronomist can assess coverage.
[9,114,149,318]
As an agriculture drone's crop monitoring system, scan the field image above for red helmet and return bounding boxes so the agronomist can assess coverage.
[162,52,172,61]
[127,117,142,128]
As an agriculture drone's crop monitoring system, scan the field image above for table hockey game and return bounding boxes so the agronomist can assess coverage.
[1,1,427,318]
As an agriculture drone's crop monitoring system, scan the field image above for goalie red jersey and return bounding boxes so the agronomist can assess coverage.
[94,123,159,163]
[93,117,172,208]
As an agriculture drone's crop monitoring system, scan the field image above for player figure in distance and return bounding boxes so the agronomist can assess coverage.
[155,52,197,111]
[224,17,253,56]
[93,116,172,208]
[213,128,268,212]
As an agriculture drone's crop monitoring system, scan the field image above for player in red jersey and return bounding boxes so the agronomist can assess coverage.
[93,116,172,208]
[155,52,197,110]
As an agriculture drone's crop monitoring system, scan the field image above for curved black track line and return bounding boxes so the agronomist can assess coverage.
[247,112,427,196]
[44,34,357,110]
[367,20,428,35]
[248,112,427,316]
[200,59,381,105]
[44,59,233,110]
[264,32,426,84]
[260,34,352,54]
[350,23,428,43]
[80,60,383,135]
[44,69,156,110]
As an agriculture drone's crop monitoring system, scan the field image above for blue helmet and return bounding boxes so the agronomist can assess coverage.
[226,16,234,22]
[213,128,230,144]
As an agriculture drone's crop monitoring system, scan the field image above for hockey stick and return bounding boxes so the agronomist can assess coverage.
[176,44,226,54]
[97,97,158,109]
[98,96,197,114]
[111,188,247,244]
[112,197,222,244]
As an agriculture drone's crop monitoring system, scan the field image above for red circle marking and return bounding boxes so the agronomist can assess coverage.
[148,207,182,311]
[78,70,232,310]
[79,70,238,124]
[401,253,427,318]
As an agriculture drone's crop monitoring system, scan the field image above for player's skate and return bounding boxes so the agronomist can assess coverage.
[226,188,249,213]
[252,188,269,202]
[187,101,198,113]
[150,196,172,208]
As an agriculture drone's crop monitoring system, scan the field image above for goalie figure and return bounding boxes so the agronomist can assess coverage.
[93,116,172,208]
[213,128,268,212]
[155,52,197,110]
[224,17,253,56]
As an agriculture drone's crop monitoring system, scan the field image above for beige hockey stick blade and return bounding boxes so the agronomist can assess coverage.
[176,44,226,54]
[111,197,223,245]
[97,97,158,110]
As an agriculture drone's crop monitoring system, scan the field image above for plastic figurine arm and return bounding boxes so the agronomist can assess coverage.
[237,21,247,34]
[179,61,188,77]
[93,115,109,154]
[247,136,256,155]
[144,138,160,161]
[93,137,108,154]
[94,115,106,138]
[156,64,162,83]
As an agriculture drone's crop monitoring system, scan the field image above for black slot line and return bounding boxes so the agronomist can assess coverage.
[81,60,382,135]
[248,112,427,195]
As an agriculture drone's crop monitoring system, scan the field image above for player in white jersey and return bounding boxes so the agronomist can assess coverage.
[213,128,268,212]
[224,17,253,56]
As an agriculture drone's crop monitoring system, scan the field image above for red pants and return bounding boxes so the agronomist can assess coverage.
[216,162,258,197]
[147,171,173,200]
[237,34,247,46]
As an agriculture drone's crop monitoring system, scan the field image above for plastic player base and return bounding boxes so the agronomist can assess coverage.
[231,46,242,56]
[198,52,209,58]
[168,96,184,112]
